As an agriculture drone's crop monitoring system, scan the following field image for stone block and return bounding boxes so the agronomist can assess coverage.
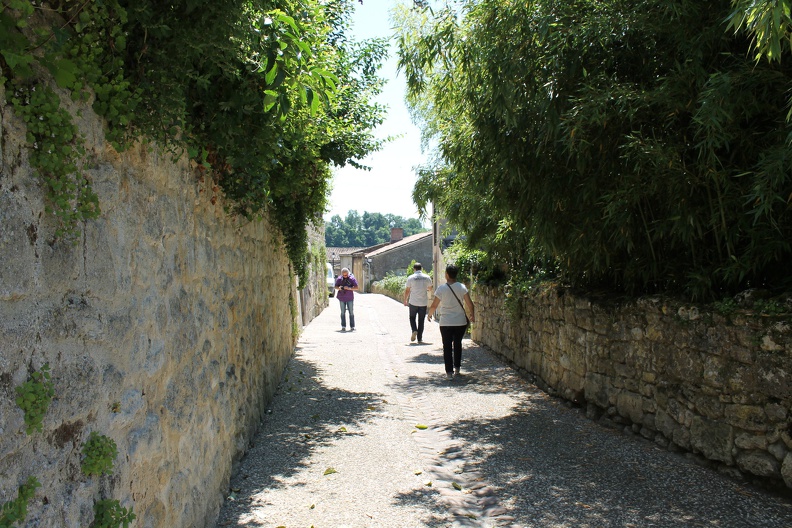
[583,372,609,408]
[735,431,768,451]
[765,403,788,423]
[613,362,636,379]
[616,390,644,424]
[736,450,780,477]
[782,453,792,489]
[690,415,733,464]
[690,393,724,420]
[654,409,676,438]
[768,441,788,462]
[756,362,791,400]
[724,404,768,433]
[701,355,728,388]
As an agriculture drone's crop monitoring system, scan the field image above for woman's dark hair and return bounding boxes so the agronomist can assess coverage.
[446,264,459,280]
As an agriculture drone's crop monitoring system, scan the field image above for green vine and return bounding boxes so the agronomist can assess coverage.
[0,476,40,528]
[1,0,386,280]
[91,499,135,528]
[14,363,54,435]
[81,432,118,477]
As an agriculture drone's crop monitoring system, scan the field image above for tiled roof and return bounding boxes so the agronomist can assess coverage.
[326,246,370,259]
[365,231,432,257]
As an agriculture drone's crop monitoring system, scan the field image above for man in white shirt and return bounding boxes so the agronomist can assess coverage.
[403,262,433,343]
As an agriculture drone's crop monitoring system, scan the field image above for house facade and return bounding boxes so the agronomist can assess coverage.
[366,229,433,288]
[327,228,433,293]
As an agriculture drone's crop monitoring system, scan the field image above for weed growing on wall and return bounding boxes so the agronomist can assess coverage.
[0,476,40,528]
[14,363,54,435]
[8,361,134,525]
[81,432,118,477]
[90,499,136,528]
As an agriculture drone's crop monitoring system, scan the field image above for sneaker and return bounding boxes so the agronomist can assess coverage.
[341,327,346,332]
[454,368,460,376]
[350,327,355,332]
[446,372,453,379]
[411,330,417,342]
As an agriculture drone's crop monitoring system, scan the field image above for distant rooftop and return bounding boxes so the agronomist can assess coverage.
[365,231,432,257]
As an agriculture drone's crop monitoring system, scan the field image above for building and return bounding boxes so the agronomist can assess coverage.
[364,229,433,291]
[326,228,433,293]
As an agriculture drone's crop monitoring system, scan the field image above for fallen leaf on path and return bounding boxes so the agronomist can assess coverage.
[324,467,337,475]
[414,470,423,475]
[415,424,428,430]
[425,481,433,487]
[310,504,315,509]
[337,426,348,433]
[452,482,463,491]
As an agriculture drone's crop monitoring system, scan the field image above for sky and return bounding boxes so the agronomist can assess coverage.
[323,0,428,223]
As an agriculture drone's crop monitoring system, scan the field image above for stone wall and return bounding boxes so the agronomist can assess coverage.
[472,284,792,491]
[0,85,302,526]
[298,225,330,326]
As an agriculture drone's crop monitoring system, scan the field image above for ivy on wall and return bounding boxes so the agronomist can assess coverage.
[0,0,387,285]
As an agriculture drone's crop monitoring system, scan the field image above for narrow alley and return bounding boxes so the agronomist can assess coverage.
[215,293,792,528]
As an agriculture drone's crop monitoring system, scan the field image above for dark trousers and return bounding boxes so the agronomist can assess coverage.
[408,304,427,340]
[440,325,467,373]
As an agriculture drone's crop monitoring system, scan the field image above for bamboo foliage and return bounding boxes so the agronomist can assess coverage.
[397,0,792,299]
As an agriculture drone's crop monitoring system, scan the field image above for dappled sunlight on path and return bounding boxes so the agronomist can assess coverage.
[216,293,792,527]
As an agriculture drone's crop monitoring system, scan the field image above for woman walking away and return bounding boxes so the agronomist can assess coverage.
[427,264,475,379]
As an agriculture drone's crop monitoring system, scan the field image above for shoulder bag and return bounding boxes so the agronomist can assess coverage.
[447,283,470,332]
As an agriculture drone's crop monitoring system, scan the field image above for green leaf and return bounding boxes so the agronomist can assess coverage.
[1,49,34,76]
[49,58,80,89]
[323,467,337,475]
[265,62,279,84]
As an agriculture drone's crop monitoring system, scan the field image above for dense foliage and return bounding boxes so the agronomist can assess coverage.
[396,0,792,300]
[325,209,428,246]
[727,0,792,64]
[0,0,387,285]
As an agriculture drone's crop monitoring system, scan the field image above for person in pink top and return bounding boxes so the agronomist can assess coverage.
[334,267,359,331]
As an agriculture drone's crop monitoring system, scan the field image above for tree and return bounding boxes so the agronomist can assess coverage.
[396,0,792,299]
[0,0,388,286]
[325,210,428,246]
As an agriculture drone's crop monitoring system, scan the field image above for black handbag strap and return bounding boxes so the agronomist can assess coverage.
[447,283,470,325]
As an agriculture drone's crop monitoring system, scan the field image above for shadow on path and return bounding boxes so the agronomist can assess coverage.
[216,295,792,528]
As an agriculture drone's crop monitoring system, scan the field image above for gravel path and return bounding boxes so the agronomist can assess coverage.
[215,293,792,528]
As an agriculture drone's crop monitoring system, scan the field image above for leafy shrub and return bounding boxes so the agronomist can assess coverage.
[91,500,135,528]
[377,273,408,297]
[15,364,55,435]
[0,476,40,528]
[81,432,118,477]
